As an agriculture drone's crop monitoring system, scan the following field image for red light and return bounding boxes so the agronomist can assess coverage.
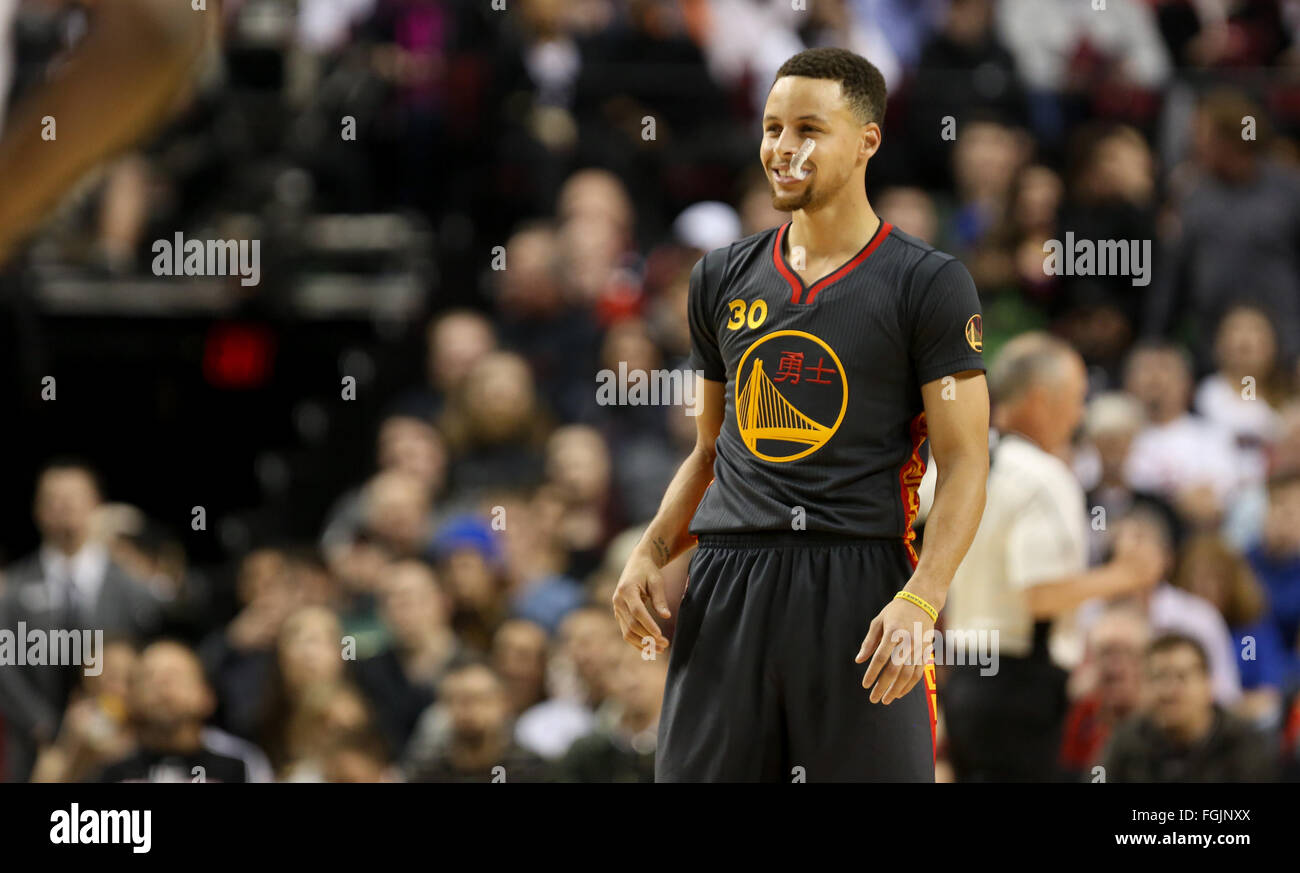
[203,323,275,389]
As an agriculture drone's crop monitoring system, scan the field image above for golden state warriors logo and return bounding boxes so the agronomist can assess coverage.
[735,330,847,462]
[965,314,983,352]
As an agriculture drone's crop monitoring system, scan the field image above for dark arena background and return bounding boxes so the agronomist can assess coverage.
[0,0,1298,851]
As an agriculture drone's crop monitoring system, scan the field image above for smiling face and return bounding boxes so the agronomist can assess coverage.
[761,76,878,214]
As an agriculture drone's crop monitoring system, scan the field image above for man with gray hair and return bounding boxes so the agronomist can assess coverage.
[944,333,1164,781]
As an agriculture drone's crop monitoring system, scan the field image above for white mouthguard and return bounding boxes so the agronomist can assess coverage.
[789,138,816,180]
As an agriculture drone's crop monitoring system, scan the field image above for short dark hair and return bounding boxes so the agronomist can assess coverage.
[1146,632,1210,674]
[1123,494,1183,554]
[774,47,887,126]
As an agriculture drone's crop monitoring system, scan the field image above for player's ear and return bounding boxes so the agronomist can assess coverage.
[860,123,882,162]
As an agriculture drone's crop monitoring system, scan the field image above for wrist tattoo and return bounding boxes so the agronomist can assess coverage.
[652,537,670,565]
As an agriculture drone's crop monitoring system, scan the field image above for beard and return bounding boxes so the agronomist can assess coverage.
[769,174,827,213]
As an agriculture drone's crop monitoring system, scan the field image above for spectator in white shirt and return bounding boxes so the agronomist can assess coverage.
[1195,304,1285,486]
[514,606,619,759]
[1224,402,1300,550]
[1122,341,1242,529]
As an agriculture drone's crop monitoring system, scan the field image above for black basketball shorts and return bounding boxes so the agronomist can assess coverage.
[655,532,936,783]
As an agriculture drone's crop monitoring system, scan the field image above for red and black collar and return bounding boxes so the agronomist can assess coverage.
[772,219,892,304]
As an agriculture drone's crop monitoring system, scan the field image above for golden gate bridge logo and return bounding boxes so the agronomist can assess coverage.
[735,330,847,462]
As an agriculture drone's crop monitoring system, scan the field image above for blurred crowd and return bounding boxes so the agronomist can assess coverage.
[4,0,1300,781]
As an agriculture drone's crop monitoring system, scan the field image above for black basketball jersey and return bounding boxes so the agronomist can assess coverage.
[686,219,985,558]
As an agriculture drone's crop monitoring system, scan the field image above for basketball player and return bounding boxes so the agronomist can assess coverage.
[0,0,210,266]
[612,48,991,782]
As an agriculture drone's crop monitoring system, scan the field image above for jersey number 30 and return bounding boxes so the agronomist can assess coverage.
[726,298,768,331]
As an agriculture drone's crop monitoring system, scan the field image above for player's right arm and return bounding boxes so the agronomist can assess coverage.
[611,376,723,653]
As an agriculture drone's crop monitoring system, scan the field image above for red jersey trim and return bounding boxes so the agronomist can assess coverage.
[772,223,804,303]
[770,220,893,305]
[897,410,936,762]
[898,411,928,570]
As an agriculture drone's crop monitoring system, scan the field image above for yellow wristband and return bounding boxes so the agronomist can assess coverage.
[894,590,938,622]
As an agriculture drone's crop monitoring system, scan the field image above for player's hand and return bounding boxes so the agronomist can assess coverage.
[855,597,935,704]
[612,548,671,655]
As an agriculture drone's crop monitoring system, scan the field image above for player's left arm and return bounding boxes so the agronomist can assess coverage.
[907,370,990,610]
[858,372,989,704]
